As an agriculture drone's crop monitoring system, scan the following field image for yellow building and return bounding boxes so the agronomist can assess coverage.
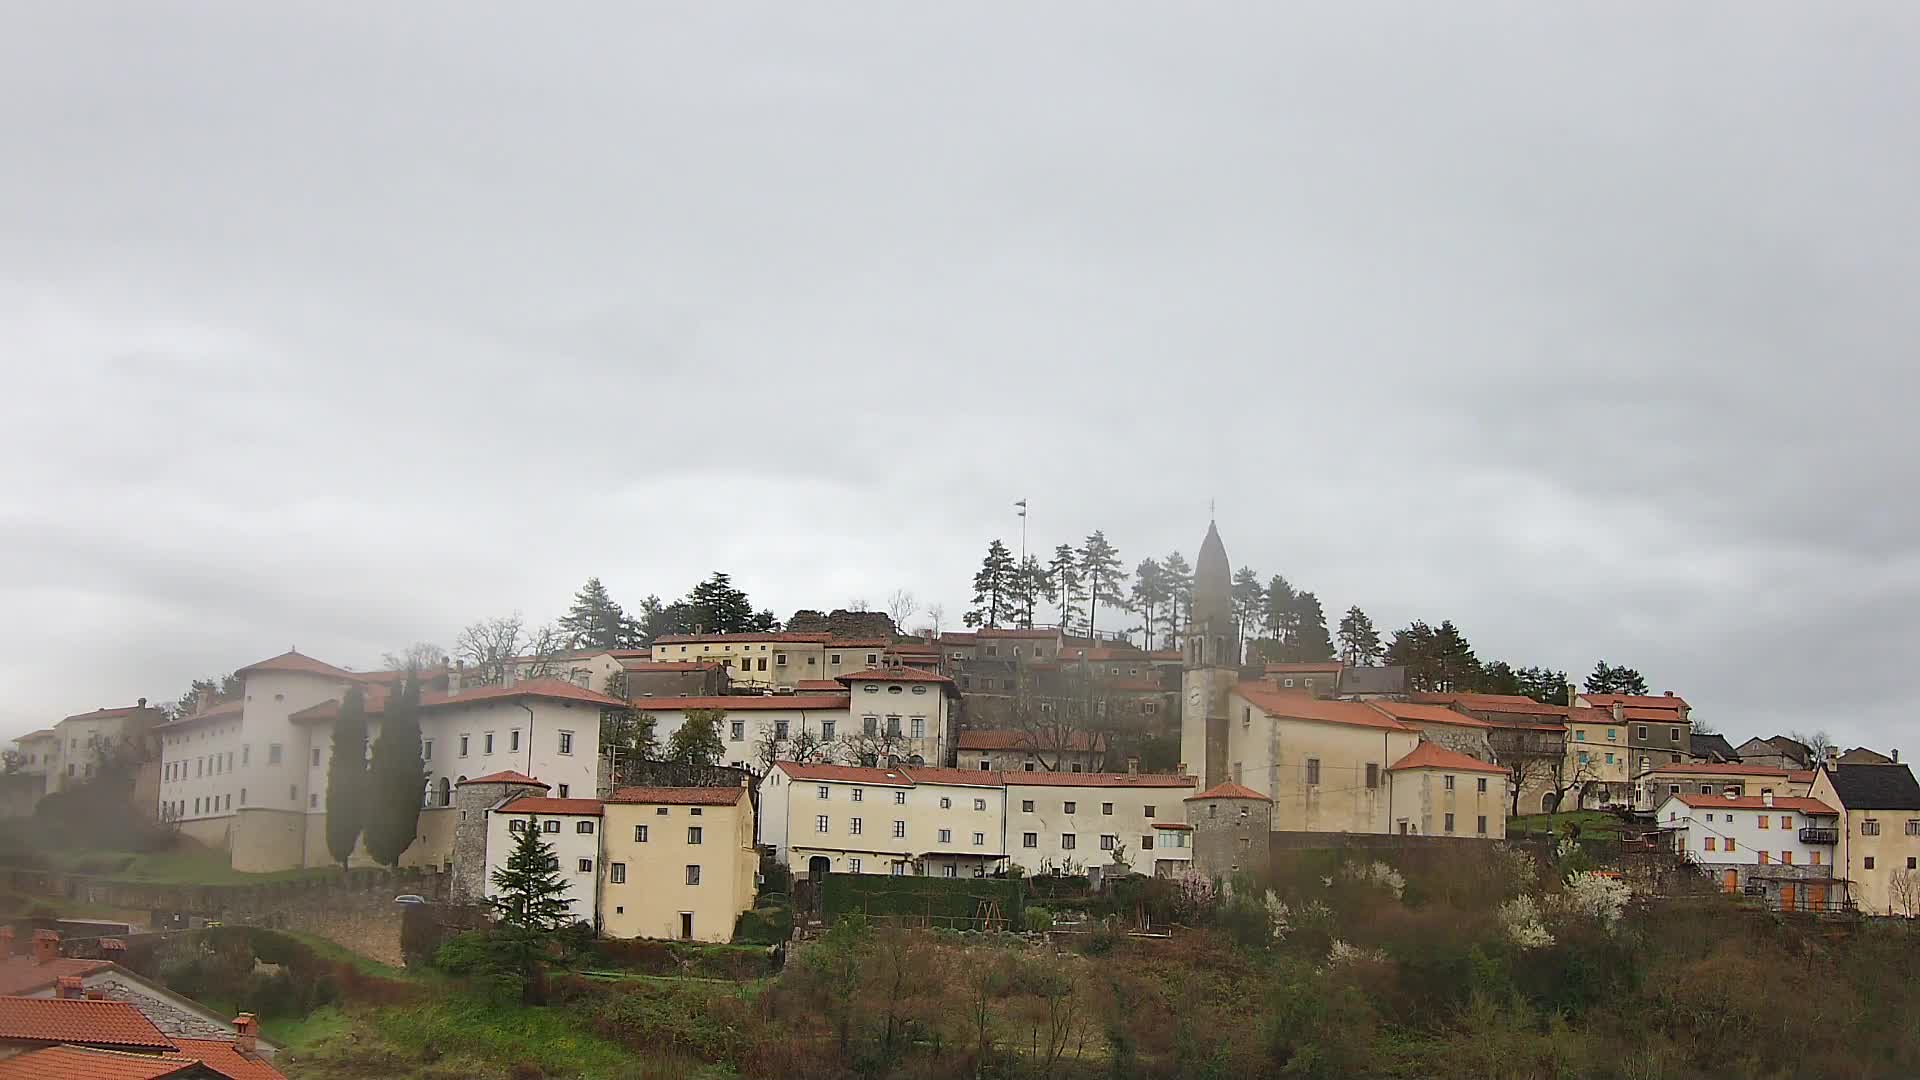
[648,633,896,690]
[1639,762,1789,812]
[1564,707,1631,807]
[1808,764,1920,916]
[1385,742,1509,839]
[1220,684,1422,834]
[600,786,757,942]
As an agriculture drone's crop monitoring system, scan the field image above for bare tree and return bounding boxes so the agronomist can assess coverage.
[925,603,945,639]
[886,589,918,636]
[454,613,569,686]
[1789,729,1835,767]
[838,723,912,767]
[1507,754,1567,818]
[383,641,447,672]
[846,596,871,612]
[1888,869,1920,917]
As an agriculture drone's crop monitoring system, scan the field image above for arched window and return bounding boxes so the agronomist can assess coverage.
[439,777,452,807]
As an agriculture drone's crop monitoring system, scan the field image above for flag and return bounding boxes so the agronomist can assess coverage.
[1014,499,1027,517]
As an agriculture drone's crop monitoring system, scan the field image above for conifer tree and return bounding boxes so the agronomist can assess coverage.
[1584,661,1649,695]
[1128,558,1168,651]
[965,540,1017,628]
[1230,566,1265,647]
[687,572,761,633]
[1078,531,1126,637]
[1337,606,1383,666]
[364,675,426,867]
[559,576,641,650]
[324,687,369,869]
[1012,556,1046,628]
[1292,591,1336,662]
[1160,551,1193,648]
[1046,544,1083,633]
[489,816,576,930]
[1262,575,1299,647]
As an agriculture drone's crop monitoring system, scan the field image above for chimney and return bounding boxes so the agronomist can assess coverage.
[55,976,83,999]
[502,662,517,688]
[101,939,127,963]
[196,687,213,713]
[1664,690,1674,698]
[1763,790,1774,807]
[447,661,463,697]
[1893,749,1901,764]
[136,697,147,709]
[1127,756,1140,775]
[1611,701,1624,722]
[232,1014,258,1056]
[84,987,107,1000]
[32,930,59,965]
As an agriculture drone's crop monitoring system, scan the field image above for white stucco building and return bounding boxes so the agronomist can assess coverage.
[1004,772,1197,876]
[485,795,604,926]
[762,761,1009,879]
[1657,792,1844,909]
[636,667,958,771]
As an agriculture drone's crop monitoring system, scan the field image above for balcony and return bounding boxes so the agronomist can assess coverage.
[1799,827,1839,845]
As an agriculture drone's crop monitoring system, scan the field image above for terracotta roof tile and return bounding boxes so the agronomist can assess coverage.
[233,650,360,681]
[631,695,849,711]
[1650,762,1789,777]
[834,668,958,687]
[59,705,158,724]
[1004,772,1196,789]
[15,730,57,742]
[620,660,721,672]
[1583,693,1690,711]
[498,796,602,816]
[899,766,1003,788]
[1388,742,1506,774]
[774,761,915,785]
[972,628,1061,639]
[0,995,174,1050]
[0,957,113,997]
[1366,701,1493,729]
[794,680,844,691]
[1185,781,1271,802]
[291,679,626,724]
[168,1038,288,1080]
[607,786,748,806]
[457,771,548,788]
[1237,684,1411,732]
[157,700,244,729]
[1668,795,1837,814]
[652,632,834,644]
[0,1045,201,1080]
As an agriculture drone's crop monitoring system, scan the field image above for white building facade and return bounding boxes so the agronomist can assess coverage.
[1657,792,1843,907]
[762,762,1009,879]
[485,796,604,926]
[1004,773,1197,877]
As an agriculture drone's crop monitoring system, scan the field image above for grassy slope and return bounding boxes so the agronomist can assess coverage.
[1505,810,1629,841]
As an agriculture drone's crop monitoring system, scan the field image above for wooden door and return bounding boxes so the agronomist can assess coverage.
[1808,884,1826,911]
[1780,884,1797,913]
[1721,869,1738,894]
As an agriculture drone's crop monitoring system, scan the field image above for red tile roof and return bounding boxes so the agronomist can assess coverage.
[607,786,748,806]
[652,632,833,644]
[1583,693,1690,711]
[499,796,603,816]
[168,1038,287,1080]
[1388,742,1506,774]
[15,730,56,742]
[1185,781,1271,802]
[1004,772,1196,789]
[1650,762,1789,777]
[1669,794,1837,814]
[1151,822,1194,830]
[290,679,627,723]
[630,695,850,711]
[835,668,958,688]
[898,766,1003,789]
[457,771,548,788]
[1236,684,1411,732]
[1263,662,1344,674]
[1788,770,1816,784]
[955,729,1106,752]
[233,650,360,681]
[0,1045,202,1080]
[1366,701,1493,729]
[158,699,244,728]
[0,957,112,997]
[774,761,914,785]
[0,995,174,1050]
[795,679,844,691]
[59,705,157,724]
[1415,692,1568,716]
[620,660,720,673]
[937,633,978,645]
[972,628,1060,639]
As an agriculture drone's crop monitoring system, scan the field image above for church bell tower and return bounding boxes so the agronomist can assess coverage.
[1180,520,1238,789]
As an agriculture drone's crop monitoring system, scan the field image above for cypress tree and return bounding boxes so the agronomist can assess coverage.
[364,674,427,867]
[324,687,369,868]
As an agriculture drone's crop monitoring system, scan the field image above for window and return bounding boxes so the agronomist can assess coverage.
[1910,857,1918,870]
[831,653,841,665]
[852,789,863,802]
[510,730,521,752]
[655,807,668,815]
[864,716,878,735]
[1144,805,1156,818]
[1102,802,1114,815]
[311,748,322,767]
[973,832,985,845]
[775,652,787,666]
[1023,832,1038,848]
[850,818,862,835]
[577,858,593,873]
[1100,834,1116,851]
[822,720,835,741]
[543,820,560,833]
[545,856,560,872]
[634,825,649,842]
[1306,758,1321,785]
[577,820,594,834]
[688,826,703,845]
[816,815,830,833]
[886,716,902,736]
[1365,764,1380,789]
[1670,727,1681,743]
[940,863,958,878]
[911,717,925,739]
[289,785,298,801]
[558,731,574,755]
[1022,800,1035,813]
[242,745,250,766]
[1811,850,1822,866]
[939,828,952,844]
[1637,726,1648,740]
[730,720,745,741]
[1063,800,1077,815]
[484,733,494,755]
[1477,815,1488,835]
[610,863,626,884]
[817,786,831,800]
[1864,857,1875,870]
[1907,820,1920,836]
[775,721,789,740]
[685,865,701,885]
[869,653,880,665]
[981,761,992,771]
[310,793,319,808]
[1781,850,1793,865]
[1704,836,1716,851]
[757,658,767,671]
[1062,833,1076,850]
[423,739,433,761]
[973,797,987,811]
[459,736,470,758]
[557,784,570,798]
[1862,819,1882,836]
[1444,813,1455,833]
[893,820,906,838]
[1758,815,1769,829]
[1779,815,1791,830]
[893,791,906,805]
[1477,778,1488,793]
[848,857,862,873]
[1725,837,1736,851]
[268,743,283,765]
[940,797,951,809]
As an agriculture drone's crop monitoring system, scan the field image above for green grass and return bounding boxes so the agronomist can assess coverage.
[368,994,642,1078]
[1505,810,1629,841]
[266,1005,353,1052]
[274,929,424,982]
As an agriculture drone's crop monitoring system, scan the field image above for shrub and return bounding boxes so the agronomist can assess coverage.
[1023,906,1053,933]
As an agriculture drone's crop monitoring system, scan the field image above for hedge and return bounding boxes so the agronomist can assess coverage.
[819,874,1024,929]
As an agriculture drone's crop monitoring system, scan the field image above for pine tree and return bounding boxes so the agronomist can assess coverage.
[1585,661,1648,695]
[1516,665,1571,705]
[489,816,576,930]
[965,540,1018,628]
[1387,621,1438,691]
[364,675,426,867]
[666,708,726,766]
[1078,531,1126,638]
[1262,575,1299,648]
[1337,606,1383,667]
[1012,556,1046,628]
[324,687,370,868]
[1230,566,1265,648]
[1291,591,1335,662]
[1046,544,1083,633]
[1128,558,1168,651]
[1432,621,1480,692]
[559,576,640,650]
[1160,551,1192,649]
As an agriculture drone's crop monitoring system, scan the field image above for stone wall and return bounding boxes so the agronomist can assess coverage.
[176,815,233,851]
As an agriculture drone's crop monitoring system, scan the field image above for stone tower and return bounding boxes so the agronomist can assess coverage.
[450,771,549,903]
[1185,781,1273,882]
[1180,520,1239,789]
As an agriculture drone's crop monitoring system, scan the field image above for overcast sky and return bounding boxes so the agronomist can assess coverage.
[3,5,1915,752]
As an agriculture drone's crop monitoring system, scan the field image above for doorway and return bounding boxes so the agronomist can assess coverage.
[1721,870,1738,894]
[1780,884,1797,913]
[679,912,694,940]
[1808,884,1827,910]
[809,855,832,880]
